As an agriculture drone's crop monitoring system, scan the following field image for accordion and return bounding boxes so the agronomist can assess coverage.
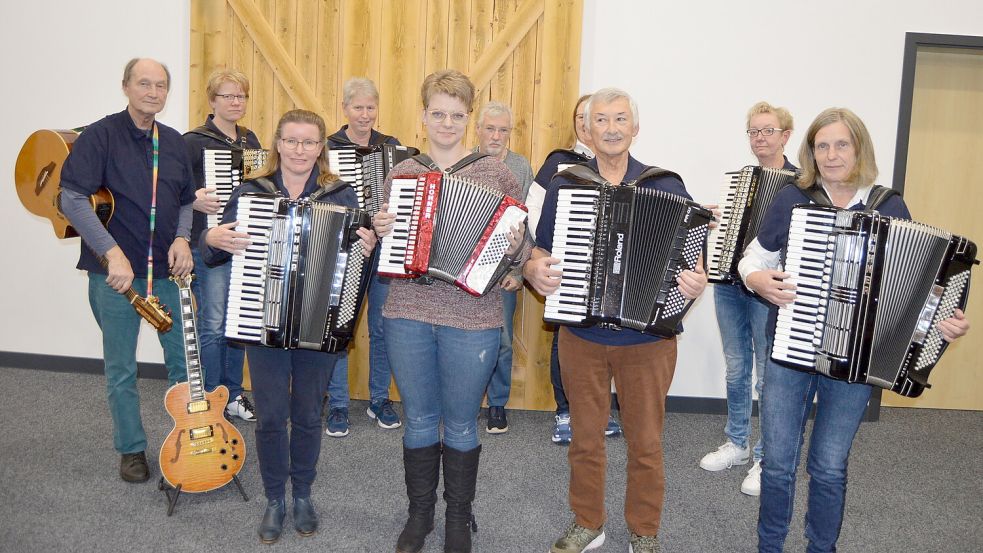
[772,205,978,397]
[707,165,797,283]
[328,144,419,215]
[377,171,528,296]
[543,177,713,337]
[225,192,372,352]
[204,148,268,228]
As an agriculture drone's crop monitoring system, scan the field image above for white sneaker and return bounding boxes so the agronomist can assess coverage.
[699,441,750,471]
[225,394,256,422]
[741,460,762,496]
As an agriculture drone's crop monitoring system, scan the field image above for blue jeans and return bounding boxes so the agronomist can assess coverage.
[248,346,339,500]
[327,272,393,408]
[486,289,517,407]
[87,274,187,454]
[384,317,499,451]
[192,248,245,402]
[757,361,872,553]
[714,283,770,460]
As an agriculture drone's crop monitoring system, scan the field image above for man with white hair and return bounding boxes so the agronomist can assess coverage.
[525,88,708,553]
[60,58,195,483]
[473,101,533,434]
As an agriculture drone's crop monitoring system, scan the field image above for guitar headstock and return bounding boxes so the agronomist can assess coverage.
[170,274,195,290]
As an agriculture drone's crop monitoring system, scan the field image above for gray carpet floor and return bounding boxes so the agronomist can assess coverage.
[0,366,980,553]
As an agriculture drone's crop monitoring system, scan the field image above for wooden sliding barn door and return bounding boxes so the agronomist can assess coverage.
[190,0,584,410]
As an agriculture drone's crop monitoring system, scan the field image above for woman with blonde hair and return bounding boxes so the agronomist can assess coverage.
[739,107,969,552]
[201,109,377,544]
[374,69,527,553]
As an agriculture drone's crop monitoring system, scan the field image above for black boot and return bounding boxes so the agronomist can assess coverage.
[396,443,442,553]
[257,497,286,544]
[442,445,481,553]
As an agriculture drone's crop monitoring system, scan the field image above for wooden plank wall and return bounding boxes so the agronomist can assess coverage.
[190,0,584,410]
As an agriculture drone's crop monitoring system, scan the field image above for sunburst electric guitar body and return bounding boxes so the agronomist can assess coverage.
[159,275,246,492]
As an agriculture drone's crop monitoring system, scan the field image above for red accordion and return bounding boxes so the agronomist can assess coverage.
[378,171,527,296]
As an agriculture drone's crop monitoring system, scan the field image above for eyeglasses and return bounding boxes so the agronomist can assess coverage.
[216,94,248,102]
[280,138,322,151]
[746,127,783,138]
[428,110,468,124]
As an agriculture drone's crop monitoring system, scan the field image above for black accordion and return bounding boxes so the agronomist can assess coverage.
[225,192,372,352]
[377,171,528,296]
[204,148,268,228]
[772,205,978,397]
[328,144,419,215]
[707,165,797,283]
[543,169,713,337]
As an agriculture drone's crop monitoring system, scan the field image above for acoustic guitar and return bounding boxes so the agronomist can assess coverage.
[14,129,173,333]
[159,274,246,493]
[14,129,114,239]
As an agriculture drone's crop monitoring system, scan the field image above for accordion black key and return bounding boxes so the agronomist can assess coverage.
[225,192,372,352]
[377,171,528,296]
[543,182,713,337]
[772,205,978,397]
[203,148,268,228]
[706,165,797,283]
[328,144,419,215]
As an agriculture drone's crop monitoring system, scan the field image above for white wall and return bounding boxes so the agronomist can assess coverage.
[1,1,980,399]
[0,1,190,363]
[579,0,983,398]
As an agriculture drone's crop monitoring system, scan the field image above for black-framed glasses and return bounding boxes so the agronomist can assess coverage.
[747,127,783,138]
[280,138,322,151]
[216,94,248,102]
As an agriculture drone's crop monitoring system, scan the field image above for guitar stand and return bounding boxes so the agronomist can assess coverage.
[157,475,249,516]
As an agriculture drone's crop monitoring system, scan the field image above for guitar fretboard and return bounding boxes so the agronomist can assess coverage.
[177,284,206,403]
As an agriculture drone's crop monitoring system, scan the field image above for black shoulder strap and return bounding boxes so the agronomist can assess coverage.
[801,184,834,206]
[185,125,245,150]
[555,164,608,187]
[546,148,590,163]
[250,177,278,195]
[412,152,489,174]
[632,166,683,186]
[865,185,900,211]
[370,132,396,146]
[309,178,350,201]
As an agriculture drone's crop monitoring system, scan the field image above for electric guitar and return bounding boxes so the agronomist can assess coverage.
[15,129,173,333]
[159,274,246,493]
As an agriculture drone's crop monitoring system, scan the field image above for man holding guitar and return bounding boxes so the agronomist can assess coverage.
[60,58,196,483]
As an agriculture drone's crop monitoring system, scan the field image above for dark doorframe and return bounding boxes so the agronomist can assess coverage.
[892,32,983,195]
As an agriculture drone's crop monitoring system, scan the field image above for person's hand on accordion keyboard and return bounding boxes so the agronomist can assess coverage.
[744,269,796,307]
[938,308,970,342]
[373,202,395,238]
[703,203,722,230]
[205,220,252,255]
[523,248,563,297]
[193,186,221,214]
